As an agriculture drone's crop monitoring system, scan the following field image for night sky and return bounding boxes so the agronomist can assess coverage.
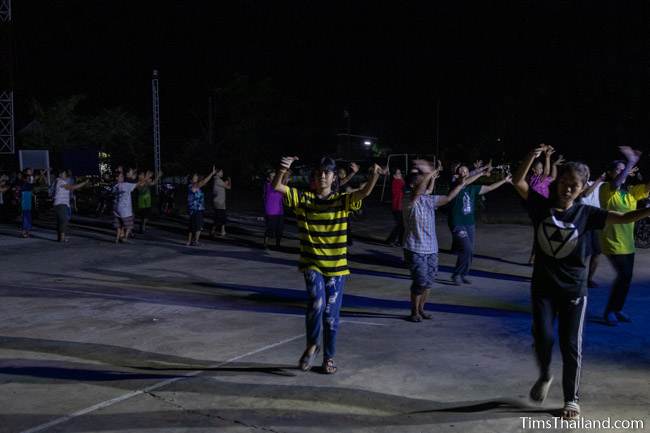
[10,1,650,162]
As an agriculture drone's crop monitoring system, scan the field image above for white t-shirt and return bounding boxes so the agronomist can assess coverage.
[580,181,602,207]
[53,178,71,206]
[213,177,227,210]
[112,182,137,217]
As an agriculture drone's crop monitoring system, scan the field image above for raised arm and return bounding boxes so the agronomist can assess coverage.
[436,179,467,207]
[272,156,299,194]
[64,179,89,191]
[197,166,217,189]
[513,146,545,200]
[612,146,642,189]
[582,173,605,198]
[543,147,553,178]
[479,174,512,195]
[339,162,359,187]
[551,154,565,181]
[606,207,650,225]
[224,177,232,190]
[350,164,383,202]
[281,169,291,185]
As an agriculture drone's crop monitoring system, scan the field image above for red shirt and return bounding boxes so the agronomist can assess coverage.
[391,177,405,211]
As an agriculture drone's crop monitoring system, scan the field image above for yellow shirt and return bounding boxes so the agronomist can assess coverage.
[600,182,649,255]
[284,187,362,276]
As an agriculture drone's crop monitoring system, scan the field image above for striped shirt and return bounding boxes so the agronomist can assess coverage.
[284,187,362,276]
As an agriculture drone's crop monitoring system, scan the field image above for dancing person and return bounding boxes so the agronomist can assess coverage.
[512,145,650,419]
[448,162,512,284]
[403,160,468,322]
[112,168,142,244]
[580,168,605,288]
[188,166,217,246]
[272,156,382,374]
[209,168,231,237]
[53,170,88,243]
[386,168,406,246]
[599,147,650,325]
[136,170,162,234]
[17,168,35,238]
[263,169,289,249]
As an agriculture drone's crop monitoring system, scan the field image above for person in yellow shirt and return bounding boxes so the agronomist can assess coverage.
[600,146,650,325]
[271,156,383,374]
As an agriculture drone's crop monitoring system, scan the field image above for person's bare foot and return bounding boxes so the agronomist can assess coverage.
[419,311,432,320]
[408,314,422,322]
[561,401,580,420]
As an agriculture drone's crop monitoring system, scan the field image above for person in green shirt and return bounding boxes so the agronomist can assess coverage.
[448,162,512,284]
[599,146,650,325]
[136,170,162,234]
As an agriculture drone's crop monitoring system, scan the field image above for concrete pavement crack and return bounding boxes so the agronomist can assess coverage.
[143,390,287,433]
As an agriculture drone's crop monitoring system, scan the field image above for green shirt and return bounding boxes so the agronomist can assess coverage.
[448,184,481,227]
[137,185,152,209]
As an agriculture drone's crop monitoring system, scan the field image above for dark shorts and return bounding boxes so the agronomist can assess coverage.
[113,214,134,230]
[214,209,227,226]
[189,211,204,232]
[404,249,438,294]
[55,205,70,233]
[265,214,284,237]
[137,207,152,219]
[586,229,602,256]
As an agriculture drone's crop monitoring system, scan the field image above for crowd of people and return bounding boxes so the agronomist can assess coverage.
[2,145,650,420]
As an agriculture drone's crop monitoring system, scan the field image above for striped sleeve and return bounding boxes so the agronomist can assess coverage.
[344,193,362,212]
[284,187,302,209]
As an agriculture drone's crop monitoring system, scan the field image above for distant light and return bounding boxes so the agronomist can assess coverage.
[496,138,502,142]
[363,140,372,146]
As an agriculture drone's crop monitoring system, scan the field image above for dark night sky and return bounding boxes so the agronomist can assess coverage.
[10,1,650,160]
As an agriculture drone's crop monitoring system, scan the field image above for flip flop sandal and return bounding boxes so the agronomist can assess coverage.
[529,376,553,403]
[562,401,580,420]
[323,358,337,374]
[299,346,320,372]
[408,314,422,322]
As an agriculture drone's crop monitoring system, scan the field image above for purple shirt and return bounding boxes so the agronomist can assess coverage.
[528,174,553,198]
[264,182,284,215]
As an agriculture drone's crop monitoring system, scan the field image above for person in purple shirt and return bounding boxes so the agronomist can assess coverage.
[263,169,290,249]
[526,144,564,263]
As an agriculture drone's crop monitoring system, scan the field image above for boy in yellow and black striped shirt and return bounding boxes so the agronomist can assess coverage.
[272,156,382,374]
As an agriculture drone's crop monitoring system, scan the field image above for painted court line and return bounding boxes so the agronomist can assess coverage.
[19,333,305,433]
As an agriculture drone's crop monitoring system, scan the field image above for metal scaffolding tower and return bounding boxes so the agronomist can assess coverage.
[0,0,14,154]
[152,69,161,189]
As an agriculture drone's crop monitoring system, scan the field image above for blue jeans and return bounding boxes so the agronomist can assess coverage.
[451,224,475,277]
[22,210,32,231]
[304,270,345,359]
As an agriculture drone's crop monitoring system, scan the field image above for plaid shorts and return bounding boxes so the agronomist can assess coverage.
[404,249,438,294]
[113,214,134,230]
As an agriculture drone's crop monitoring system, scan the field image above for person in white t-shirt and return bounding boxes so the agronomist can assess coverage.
[580,168,605,288]
[53,169,88,243]
[112,168,145,243]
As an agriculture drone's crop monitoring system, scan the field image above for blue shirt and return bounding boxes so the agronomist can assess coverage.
[20,182,33,211]
[403,194,443,254]
[188,185,205,212]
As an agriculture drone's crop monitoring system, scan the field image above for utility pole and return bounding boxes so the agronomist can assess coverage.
[0,0,14,154]
[152,69,161,192]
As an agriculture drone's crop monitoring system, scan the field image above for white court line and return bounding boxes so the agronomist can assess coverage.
[341,320,387,327]
[19,333,305,433]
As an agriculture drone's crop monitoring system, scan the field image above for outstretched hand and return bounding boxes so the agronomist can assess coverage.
[350,162,360,173]
[280,156,299,170]
[554,154,565,166]
[413,159,435,174]
[504,174,513,184]
[531,145,546,158]
[369,163,383,176]
[619,146,642,163]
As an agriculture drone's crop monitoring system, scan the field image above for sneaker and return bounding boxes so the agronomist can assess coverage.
[450,275,460,286]
[615,311,631,323]
[461,276,472,284]
[603,311,618,326]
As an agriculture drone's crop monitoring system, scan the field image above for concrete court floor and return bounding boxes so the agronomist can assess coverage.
[0,214,648,433]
